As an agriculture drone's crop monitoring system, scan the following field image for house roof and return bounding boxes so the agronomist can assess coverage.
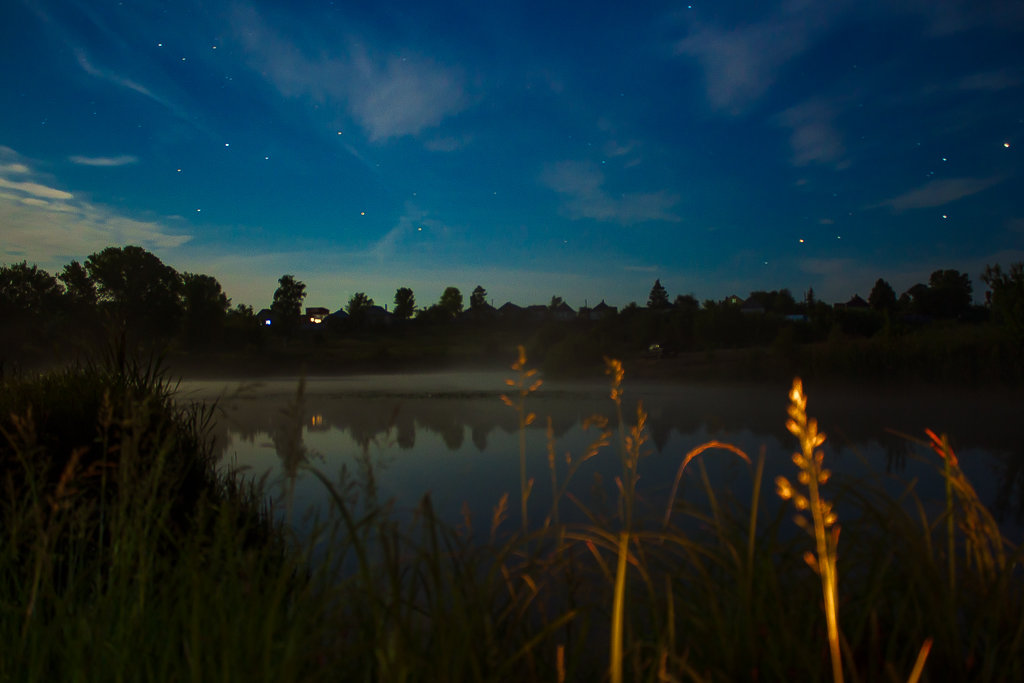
[551,301,575,313]
[846,294,870,308]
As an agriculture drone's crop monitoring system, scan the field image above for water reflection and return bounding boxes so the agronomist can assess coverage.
[179,374,1024,537]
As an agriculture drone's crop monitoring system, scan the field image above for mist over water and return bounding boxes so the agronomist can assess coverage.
[179,372,1024,538]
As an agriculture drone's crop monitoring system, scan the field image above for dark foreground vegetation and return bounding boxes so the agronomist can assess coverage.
[1,347,1021,681]
[3,245,1024,384]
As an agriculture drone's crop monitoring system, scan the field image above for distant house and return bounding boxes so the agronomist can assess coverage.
[326,308,349,325]
[364,305,394,326]
[724,294,743,306]
[847,294,870,309]
[591,300,617,319]
[256,308,275,327]
[525,305,548,322]
[498,302,523,318]
[549,301,576,322]
[462,302,498,322]
[305,306,330,325]
[835,295,870,311]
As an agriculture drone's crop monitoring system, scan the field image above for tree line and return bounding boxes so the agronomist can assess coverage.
[2,245,1023,369]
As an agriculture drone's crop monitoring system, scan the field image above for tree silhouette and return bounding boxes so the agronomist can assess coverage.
[0,262,64,315]
[549,295,564,310]
[85,245,182,336]
[271,274,306,333]
[647,279,669,309]
[982,263,1024,339]
[928,269,972,318]
[59,260,96,307]
[182,273,230,348]
[394,287,415,319]
[470,285,487,311]
[438,287,463,318]
[868,278,897,312]
[673,294,699,313]
[347,292,374,316]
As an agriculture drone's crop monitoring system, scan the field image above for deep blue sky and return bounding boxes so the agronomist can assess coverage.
[2,0,1022,310]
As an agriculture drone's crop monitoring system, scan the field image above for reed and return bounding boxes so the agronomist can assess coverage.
[1,347,1021,681]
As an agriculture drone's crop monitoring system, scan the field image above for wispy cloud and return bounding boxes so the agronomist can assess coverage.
[69,154,139,167]
[673,4,842,114]
[0,148,190,264]
[233,7,469,142]
[72,48,187,119]
[0,178,73,200]
[540,161,681,225]
[872,177,1002,211]
[775,98,847,167]
[369,203,448,261]
[424,135,472,152]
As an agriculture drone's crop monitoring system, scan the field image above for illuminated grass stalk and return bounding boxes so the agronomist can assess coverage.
[776,378,843,683]
[501,345,541,536]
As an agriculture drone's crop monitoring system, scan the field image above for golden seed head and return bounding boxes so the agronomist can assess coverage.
[798,470,811,485]
[803,551,819,573]
[789,378,805,406]
[794,494,809,510]
[775,476,793,499]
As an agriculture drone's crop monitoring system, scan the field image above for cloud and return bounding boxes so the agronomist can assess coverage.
[0,178,74,200]
[233,7,469,142]
[775,99,846,167]
[69,155,139,167]
[872,177,1002,211]
[540,161,681,225]
[368,203,446,261]
[0,149,190,264]
[72,49,189,121]
[424,135,472,152]
[346,47,468,141]
[673,5,842,114]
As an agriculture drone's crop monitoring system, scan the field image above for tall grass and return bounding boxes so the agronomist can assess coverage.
[1,348,1021,681]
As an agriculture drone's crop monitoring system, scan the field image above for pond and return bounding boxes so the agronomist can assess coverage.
[178,371,1024,540]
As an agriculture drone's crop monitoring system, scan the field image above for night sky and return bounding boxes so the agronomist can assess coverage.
[2,0,1022,311]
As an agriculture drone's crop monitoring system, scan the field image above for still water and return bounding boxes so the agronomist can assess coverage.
[178,372,1024,539]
